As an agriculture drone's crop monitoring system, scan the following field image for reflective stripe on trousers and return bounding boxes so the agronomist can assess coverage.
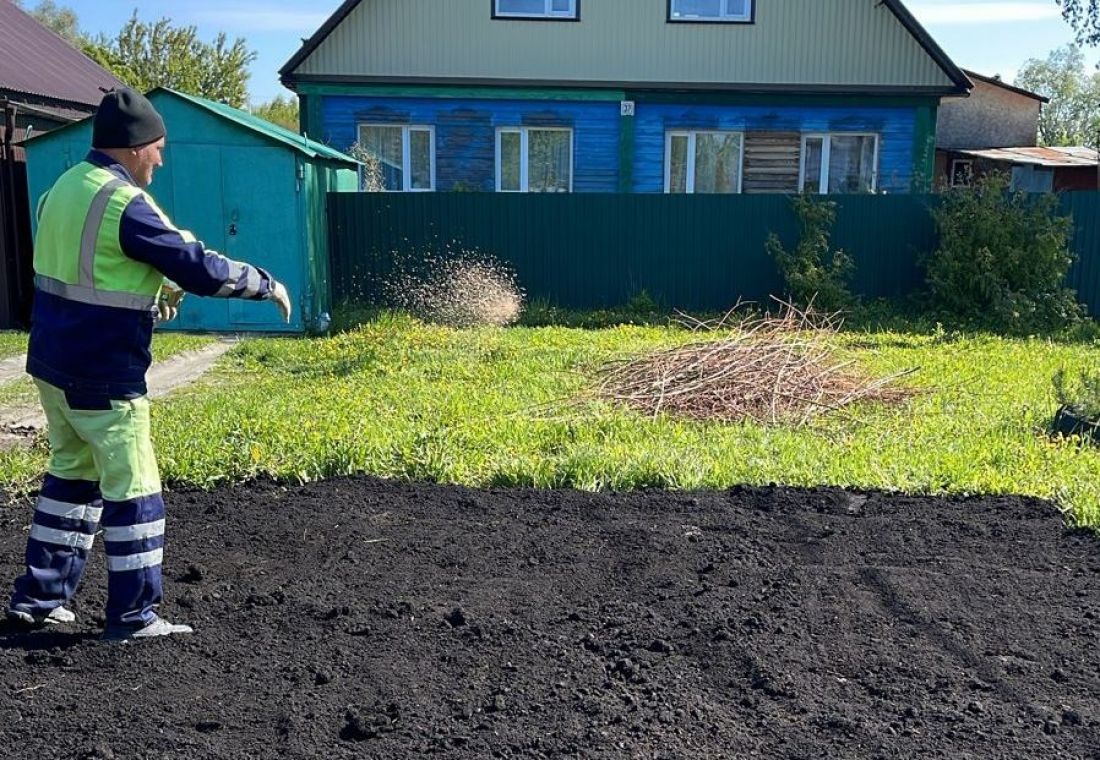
[9,380,166,627]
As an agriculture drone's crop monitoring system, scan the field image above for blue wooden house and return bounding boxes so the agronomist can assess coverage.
[22,88,358,333]
[280,0,970,196]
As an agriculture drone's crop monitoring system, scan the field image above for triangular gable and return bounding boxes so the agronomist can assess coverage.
[281,0,970,95]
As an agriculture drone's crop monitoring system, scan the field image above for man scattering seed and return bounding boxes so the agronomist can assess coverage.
[6,88,292,642]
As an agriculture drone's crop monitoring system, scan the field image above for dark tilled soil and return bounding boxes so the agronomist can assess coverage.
[1,478,1100,759]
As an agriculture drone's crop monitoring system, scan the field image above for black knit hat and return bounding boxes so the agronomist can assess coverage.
[92,88,166,149]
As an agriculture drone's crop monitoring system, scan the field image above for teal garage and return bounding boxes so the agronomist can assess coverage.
[22,87,358,333]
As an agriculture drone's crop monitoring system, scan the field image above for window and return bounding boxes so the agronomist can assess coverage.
[494,0,578,19]
[950,159,973,188]
[669,0,753,22]
[357,124,435,192]
[496,127,573,192]
[665,130,744,193]
[799,134,878,194]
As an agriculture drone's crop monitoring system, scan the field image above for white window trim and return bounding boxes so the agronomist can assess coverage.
[798,133,880,194]
[494,0,578,19]
[669,0,753,22]
[950,158,974,187]
[357,123,436,192]
[495,127,574,193]
[663,130,745,194]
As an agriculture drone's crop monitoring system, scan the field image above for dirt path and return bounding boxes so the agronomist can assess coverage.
[1,478,1098,759]
[0,355,27,385]
[0,340,237,446]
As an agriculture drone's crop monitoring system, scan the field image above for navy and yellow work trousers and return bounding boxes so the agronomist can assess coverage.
[9,379,166,627]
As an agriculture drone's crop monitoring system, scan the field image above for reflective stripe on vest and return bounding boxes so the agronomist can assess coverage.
[34,274,157,311]
[79,179,127,287]
[34,163,164,312]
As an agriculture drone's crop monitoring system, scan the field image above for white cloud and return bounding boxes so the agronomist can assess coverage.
[907,1,1062,25]
[191,8,330,32]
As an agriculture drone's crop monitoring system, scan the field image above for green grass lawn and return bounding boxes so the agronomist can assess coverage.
[0,332,217,409]
[0,332,27,359]
[0,315,1097,525]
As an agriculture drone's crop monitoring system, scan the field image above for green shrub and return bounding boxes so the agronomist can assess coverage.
[1053,367,1100,420]
[625,289,660,316]
[925,172,1083,332]
[766,194,855,312]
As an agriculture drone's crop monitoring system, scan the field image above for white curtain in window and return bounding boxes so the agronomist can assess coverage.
[668,134,689,193]
[410,129,432,190]
[361,126,403,191]
[528,130,570,192]
[803,137,824,193]
[499,131,521,192]
[828,135,876,193]
[694,132,741,193]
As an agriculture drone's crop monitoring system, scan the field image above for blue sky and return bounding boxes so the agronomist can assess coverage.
[43,1,1100,103]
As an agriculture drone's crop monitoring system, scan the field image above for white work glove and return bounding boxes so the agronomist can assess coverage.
[270,280,292,324]
[156,281,184,323]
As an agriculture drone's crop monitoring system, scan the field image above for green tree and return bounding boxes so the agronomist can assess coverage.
[925,173,1082,332]
[13,0,80,42]
[252,95,300,132]
[1059,0,1100,46]
[765,194,855,312]
[14,3,257,108]
[1015,45,1100,146]
[101,12,257,108]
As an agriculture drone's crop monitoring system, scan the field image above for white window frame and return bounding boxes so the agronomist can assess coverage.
[494,0,578,19]
[663,130,745,194]
[495,127,574,193]
[356,123,436,192]
[798,133,880,194]
[669,0,753,22]
[950,159,974,188]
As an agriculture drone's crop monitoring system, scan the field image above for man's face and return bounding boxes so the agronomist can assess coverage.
[131,137,165,187]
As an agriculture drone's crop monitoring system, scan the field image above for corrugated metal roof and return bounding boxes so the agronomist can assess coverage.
[959,146,1099,168]
[0,1,123,107]
[155,89,357,164]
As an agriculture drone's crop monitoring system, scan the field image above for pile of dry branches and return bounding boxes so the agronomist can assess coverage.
[597,303,915,425]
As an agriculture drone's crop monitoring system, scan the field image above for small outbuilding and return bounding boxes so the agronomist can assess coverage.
[22,87,359,333]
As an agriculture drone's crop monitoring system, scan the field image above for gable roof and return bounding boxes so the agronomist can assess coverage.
[280,0,970,94]
[0,1,123,108]
[880,0,970,93]
[963,70,1049,104]
[23,87,359,166]
[280,0,361,80]
[156,89,357,164]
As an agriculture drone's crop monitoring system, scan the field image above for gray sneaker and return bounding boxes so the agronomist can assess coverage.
[7,606,76,627]
[102,615,193,642]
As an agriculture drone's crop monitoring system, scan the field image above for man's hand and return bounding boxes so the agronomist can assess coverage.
[271,280,292,324]
[156,282,184,323]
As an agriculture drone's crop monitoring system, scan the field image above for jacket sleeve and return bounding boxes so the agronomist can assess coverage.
[118,194,274,300]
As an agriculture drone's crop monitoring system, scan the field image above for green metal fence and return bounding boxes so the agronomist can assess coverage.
[328,191,1100,314]
[1065,192,1100,315]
